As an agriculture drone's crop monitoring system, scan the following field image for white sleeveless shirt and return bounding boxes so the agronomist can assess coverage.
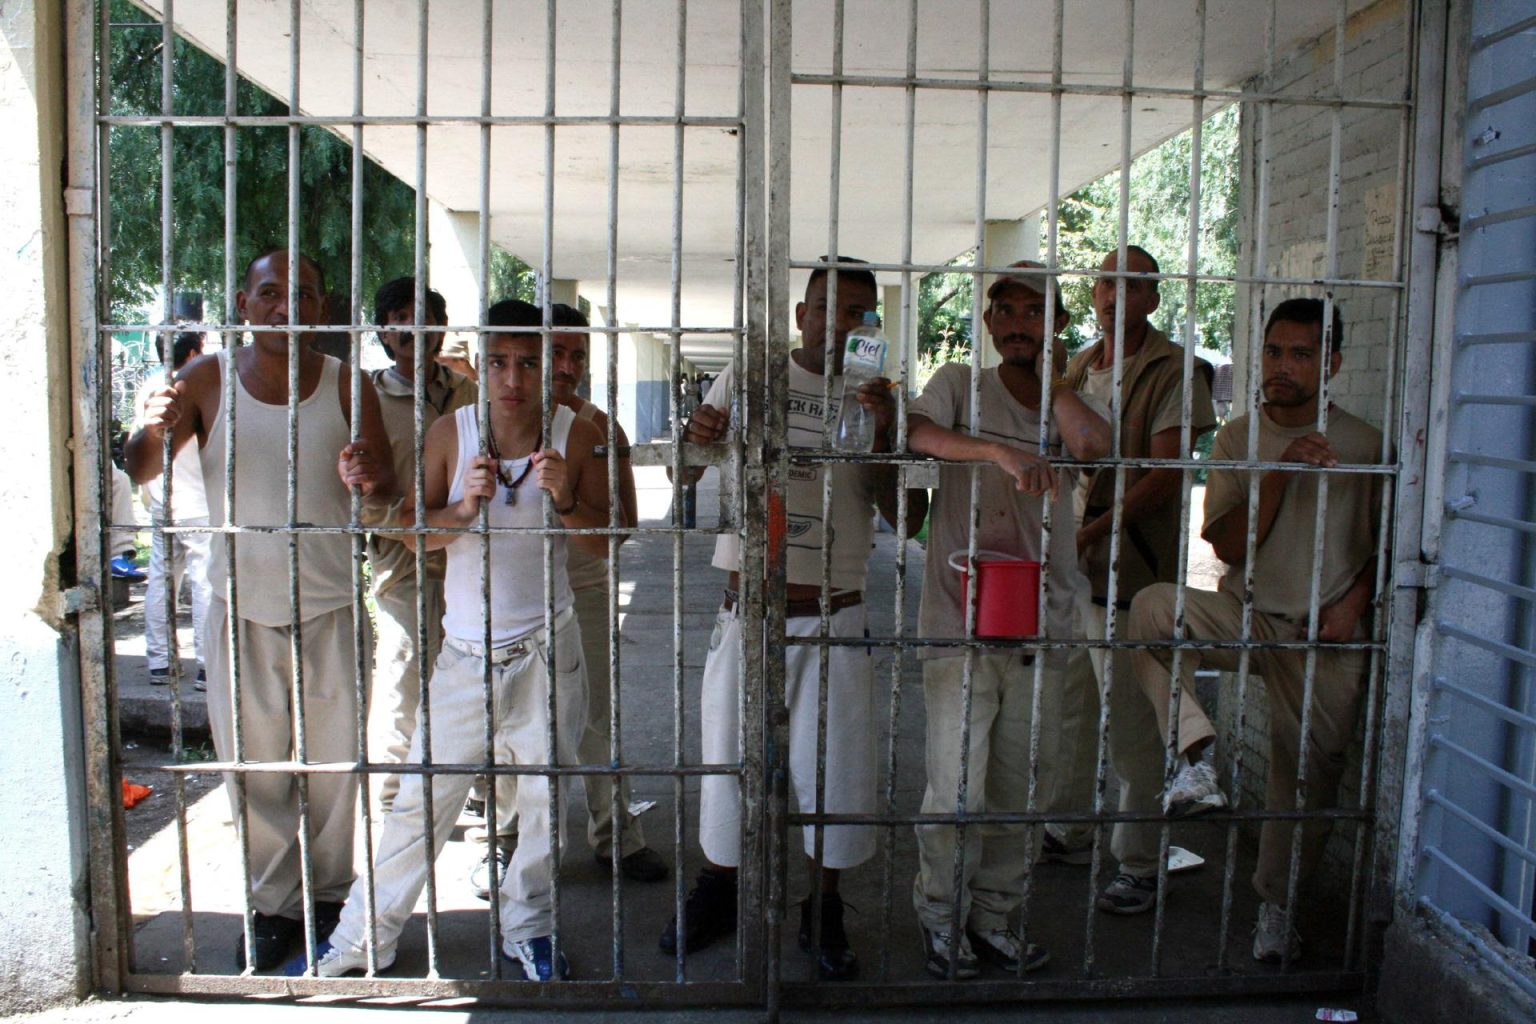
[200,350,355,627]
[442,404,576,644]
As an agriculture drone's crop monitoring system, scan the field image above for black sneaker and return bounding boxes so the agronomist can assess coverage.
[658,869,737,955]
[313,900,343,941]
[1096,872,1157,915]
[1038,830,1093,865]
[236,912,301,971]
[148,667,170,685]
[966,925,1050,973]
[798,893,858,980]
[194,668,207,693]
[595,847,670,883]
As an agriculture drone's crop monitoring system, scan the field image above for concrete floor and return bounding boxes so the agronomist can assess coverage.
[104,470,1372,1016]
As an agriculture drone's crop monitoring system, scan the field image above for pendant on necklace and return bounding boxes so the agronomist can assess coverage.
[504,487,517,506]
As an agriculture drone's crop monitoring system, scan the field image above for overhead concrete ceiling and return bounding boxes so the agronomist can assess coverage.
[136,0,1379,370]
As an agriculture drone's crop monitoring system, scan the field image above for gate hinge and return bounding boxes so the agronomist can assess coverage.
[1415,204,1458,242]
[63,187,94,217]
[61,586,98,614]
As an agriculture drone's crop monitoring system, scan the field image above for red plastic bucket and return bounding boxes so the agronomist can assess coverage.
[948,550,1041,639]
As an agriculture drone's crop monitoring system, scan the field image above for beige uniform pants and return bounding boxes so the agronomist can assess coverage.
[913,653,1045,933]
[1125,583,1367,902]
[1039,596,1164,878]
[204,599,364,918]
[370,573,445,813]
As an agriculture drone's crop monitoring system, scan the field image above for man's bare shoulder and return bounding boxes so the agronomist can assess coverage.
[567,412,604,456]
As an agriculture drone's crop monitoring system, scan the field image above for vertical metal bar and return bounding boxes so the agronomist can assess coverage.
[1216,0,1280,972]
[77,0,129,989]
[1084,0,1137,979]
[762,0,793,1011]
[1278,0,1349,971]
[603,0,625,982]
[876,0,921,982]
[666,0,688,981]
[347,0,382,978]
[473,0,497,981]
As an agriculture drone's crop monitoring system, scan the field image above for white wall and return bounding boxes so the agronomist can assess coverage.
[0,0,92,1010]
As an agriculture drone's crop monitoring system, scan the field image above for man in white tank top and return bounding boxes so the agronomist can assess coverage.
[660,259,929,981]
[469,302,669,895]
[289,300,614,982]
[125,250,397,971]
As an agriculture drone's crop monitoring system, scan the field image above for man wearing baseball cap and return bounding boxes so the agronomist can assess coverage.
[906,260,1110,978]
[1038,245,1217,918]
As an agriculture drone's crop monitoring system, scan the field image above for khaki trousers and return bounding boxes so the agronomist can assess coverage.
[912,653,1044,933]
[1039,596,1165,877]
[369,573,445,813]
[1125,584,1367,902]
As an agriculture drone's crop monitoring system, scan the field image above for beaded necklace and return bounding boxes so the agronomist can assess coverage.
[484,423,541,506]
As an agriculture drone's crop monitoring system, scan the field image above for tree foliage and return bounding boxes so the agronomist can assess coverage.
[106,0,416,324]
[916,105,1240,359]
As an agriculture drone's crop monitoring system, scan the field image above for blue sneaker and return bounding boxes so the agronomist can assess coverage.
[502,935,570,981]
[110,555,146,582]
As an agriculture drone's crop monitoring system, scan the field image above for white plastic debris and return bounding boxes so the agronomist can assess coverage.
[1316,1010,1358,1022]
[627,799,657,816]
[1167,845,1206,873]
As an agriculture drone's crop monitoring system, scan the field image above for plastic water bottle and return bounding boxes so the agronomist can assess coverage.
[834,312,889,452]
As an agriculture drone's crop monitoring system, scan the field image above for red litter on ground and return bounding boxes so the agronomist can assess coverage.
[949,550,1041,639]
[122,781,152,809]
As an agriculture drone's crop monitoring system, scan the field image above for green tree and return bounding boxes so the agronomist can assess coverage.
[106,1,417,324]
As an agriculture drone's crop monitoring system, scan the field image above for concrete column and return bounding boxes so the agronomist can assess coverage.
[426,201,486,369]
[546,277,579,308]
[1,0,92,1010]
[978,215,1042,368]
[882,282,919,389]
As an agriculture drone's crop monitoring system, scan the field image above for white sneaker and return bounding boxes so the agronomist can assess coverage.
[286,939,395,977]
[1163,760,1229,817]
[920,925,980,979]
[1252,901,1302,963]
[966,926,1050,973]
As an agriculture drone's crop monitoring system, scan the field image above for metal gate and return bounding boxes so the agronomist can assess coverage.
[68,0,1443,1013]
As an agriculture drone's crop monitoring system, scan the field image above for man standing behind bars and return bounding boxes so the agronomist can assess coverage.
[289,298,610,982]
[126,250,396,971]
[1119,298,1381,963]
[661,258,926,980]
[364,277,476,815]
[906,261,1109,979]
[1038,245,1216,918]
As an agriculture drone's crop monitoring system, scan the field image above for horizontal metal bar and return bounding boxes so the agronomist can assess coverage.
[123,522,728,540]
[1422,846,1536,933]
[1470,12,1536,52]
[792,635,1386,653]
[1436,623,1536,671]
[1415,901,1536,1002]
[1429,734,1536,802]
[1448,450,1536,475]
[1463,203,1536,230]
[99,112,744,129]
[788,72,1410,111]
[778,971,1370,1006]
[1455,329,1536,346]
[786,807,1371,827]
[1447,509,1536,534]
[126,972,759,1004]
[1465,73,1536,115]
[163,760,744,778]
[785,258,1408,292]
[1440,564,1536,605]
[1426,789,1536,869]
[1467,139,1536,172]
[1462,268,1536,288]
[1433,676,1536,733]
[102,322,743,337]
[1455,392,1536,407]
[797,452,1399,475]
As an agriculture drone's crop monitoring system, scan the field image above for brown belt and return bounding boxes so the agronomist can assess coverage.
[721,589,863,619]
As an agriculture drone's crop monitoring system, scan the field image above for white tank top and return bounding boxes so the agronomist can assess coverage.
[564,399,611,593]
[442,404,576,644]
[201,350,355,627]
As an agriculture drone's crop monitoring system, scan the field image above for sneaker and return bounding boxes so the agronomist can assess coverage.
[471,845,513,900]
[235,912,301,971]
[502,935,570,981]
[1163,760,1229,817]
[658,869,738,955]
[798,893,858,980]
[1038,830,1093,865]
[110,555,146,581]
[1252,901,1302,963]
[919,925,980,979]
[966,925,1050,973]
[147,666,170,685]
[464,796,486,818]
[313,900,343,940]
[283,939,395,977]
[194,668,207,693]
[594,847,669,883]
[1096,872,1158,915]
